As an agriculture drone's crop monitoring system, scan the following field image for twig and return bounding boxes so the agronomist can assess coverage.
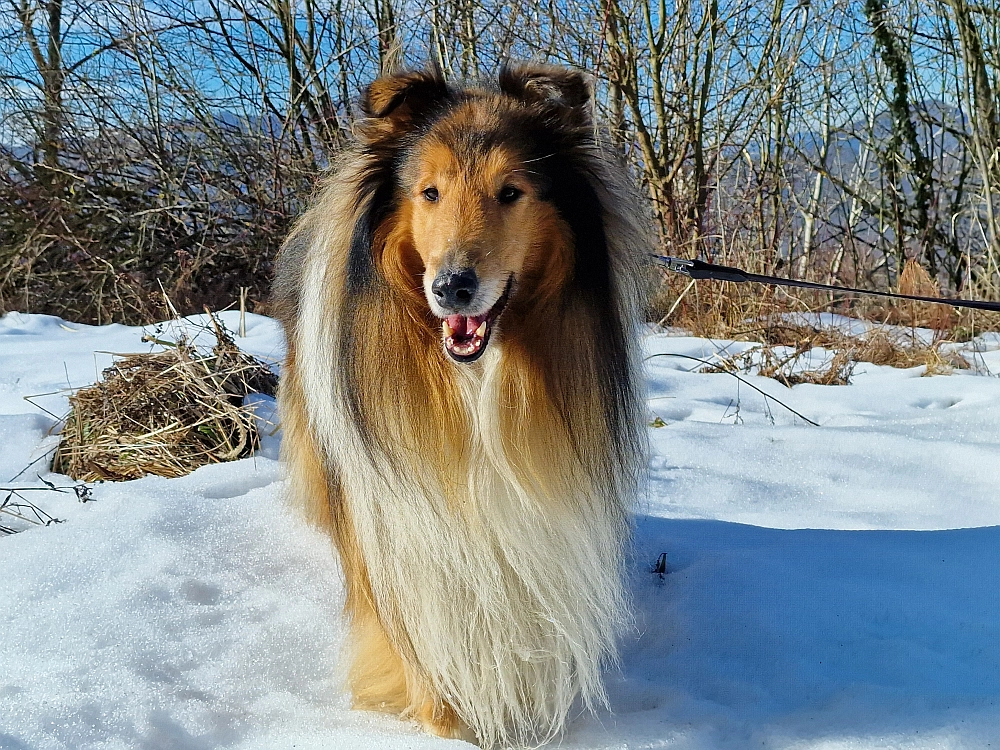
[657,278,697,328]
[7,447,57,482]
[239,287,247,338]
[644,352,820,426]
[21,394,64,421]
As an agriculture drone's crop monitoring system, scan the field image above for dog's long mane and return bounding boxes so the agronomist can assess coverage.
[273,63,650,748]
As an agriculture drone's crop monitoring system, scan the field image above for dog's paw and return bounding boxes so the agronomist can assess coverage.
[414,700,477,743]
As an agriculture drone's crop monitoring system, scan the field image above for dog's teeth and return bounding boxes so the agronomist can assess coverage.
[442,322,455,337]
[475,321,488,337]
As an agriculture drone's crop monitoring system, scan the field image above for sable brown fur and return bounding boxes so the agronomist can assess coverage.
[273,62,651,748]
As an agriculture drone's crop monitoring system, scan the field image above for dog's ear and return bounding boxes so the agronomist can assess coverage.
[360,69,451,134]
[498,63,593,126]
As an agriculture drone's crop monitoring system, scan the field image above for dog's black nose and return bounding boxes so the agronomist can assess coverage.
[431,269,478,309]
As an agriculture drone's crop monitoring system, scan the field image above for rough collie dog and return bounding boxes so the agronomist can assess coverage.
[272,62,648,747]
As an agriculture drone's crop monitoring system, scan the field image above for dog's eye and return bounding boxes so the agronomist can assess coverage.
[497,186,522,204]
[422,187,439,202]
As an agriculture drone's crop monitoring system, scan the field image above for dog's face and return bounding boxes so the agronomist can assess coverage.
[407,123,563,362]
[360,65,593,363]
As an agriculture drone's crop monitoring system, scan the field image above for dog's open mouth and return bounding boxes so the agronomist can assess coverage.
[441,277,512,363]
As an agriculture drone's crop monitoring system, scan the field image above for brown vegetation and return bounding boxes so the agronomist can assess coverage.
[52,318,277,481]
[1,0,998,344]
[703,318,972,390]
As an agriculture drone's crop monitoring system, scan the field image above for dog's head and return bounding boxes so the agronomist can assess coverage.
[359,64,597,363]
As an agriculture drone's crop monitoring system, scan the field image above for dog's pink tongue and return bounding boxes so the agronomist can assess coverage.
[445,314,485,337]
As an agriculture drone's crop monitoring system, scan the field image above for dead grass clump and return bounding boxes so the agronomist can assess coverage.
[651,257,787,339]
[52,320,277,481]
[784,351,856,385]
[704,343,856,387]
[651,253,1000,346]
[707,324,970,387]
[884,259,959,330]
[852,330,966,374]
[766,348,856,386]
[761,323,849,350]
[768,324,968,374]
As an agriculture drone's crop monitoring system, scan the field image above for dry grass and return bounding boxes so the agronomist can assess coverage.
[890,259,960,330]
[1,486,64,535]
[761,324,968,371]
[704,322,971,387]
[651,248,999,384]
[704,344,857,387]
[52,317,277,482]
[650,253,787,340]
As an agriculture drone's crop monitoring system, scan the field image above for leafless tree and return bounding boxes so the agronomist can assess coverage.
[1,0,998,324]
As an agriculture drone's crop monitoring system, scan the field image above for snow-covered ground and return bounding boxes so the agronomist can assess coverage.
[2,310,1000,750]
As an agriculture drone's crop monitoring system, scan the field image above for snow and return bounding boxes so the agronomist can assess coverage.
[2,310,1000,749]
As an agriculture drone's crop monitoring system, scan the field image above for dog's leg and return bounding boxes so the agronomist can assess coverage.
[345,592,409,712]
[411,696,473,741]
[347,585,475,742]
[280,357,474,742]
[338,521,473,741]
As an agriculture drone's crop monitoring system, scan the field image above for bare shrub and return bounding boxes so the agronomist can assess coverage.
[2,0,1000,333]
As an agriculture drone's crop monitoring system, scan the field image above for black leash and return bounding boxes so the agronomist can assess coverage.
[653,255,1000,313]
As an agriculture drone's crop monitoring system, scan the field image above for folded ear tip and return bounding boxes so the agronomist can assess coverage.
[498,62,593,110]
[360,68,449,120]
